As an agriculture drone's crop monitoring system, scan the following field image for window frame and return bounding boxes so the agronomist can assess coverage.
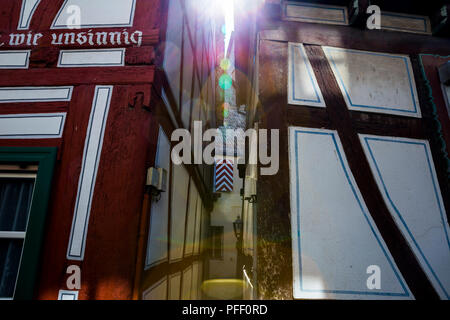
[0,147,57,300]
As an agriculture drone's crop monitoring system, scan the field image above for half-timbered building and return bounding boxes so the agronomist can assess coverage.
[0,0,220,300]
[235,0,450,300]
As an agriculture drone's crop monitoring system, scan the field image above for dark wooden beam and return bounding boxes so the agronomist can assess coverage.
[259,19,450,55]
[0,66,155,86]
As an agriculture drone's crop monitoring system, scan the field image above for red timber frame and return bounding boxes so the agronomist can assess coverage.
[1,0,216,301]
[0,0,162,300]
[241,6,450,299]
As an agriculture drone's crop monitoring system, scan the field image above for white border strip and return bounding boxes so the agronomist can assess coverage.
[0,51,31,69]
[283,1,348,26]
[380,11,432,35]
[0,113,67,139]
[0,86,73,103]
[58,290,79,300]
[51,0,136,29]
[288,43,326,107]
[17,0,41,30]
[58,49,126,68]
[67,86,113,261]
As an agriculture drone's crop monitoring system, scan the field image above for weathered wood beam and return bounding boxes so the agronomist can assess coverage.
[0,66,155,86]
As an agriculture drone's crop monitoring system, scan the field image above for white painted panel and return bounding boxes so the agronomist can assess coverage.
[181,266,193,300]
[381,12,431,35]
[58,49,125,67]
[323,47,421,118]
[161,88,179,129]
[184,180,198,256]
[163,0,183,110]
[193,195,202,254]
[191,261,199,300]
[52,0,136,29]
[0,51,30,69]
[442,84,450,118]
[163,1,183,109]
[360,134,450,299]
[181,23,194,128]
[197,261,203,298]
[58,290,78,300]
[168,272,181,300]
[67,86,113,261]
[145,127,171,268]
[288,43,325,107]
[0,113,66,139]
[0,87,73,103]
[289,127,413,299]
[142,278,167,300]
[18,0,41,30]
[169,164,189,262]
[283,1,348,25]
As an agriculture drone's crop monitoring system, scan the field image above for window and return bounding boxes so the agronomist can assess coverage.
[0,147,57,300]
[210,226,223,260]
[0,168,36,299]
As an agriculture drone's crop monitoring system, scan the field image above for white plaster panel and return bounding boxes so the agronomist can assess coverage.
[191,261,199,300]
[58,290,79,300]
[184,180,198,256]
[442,84,450,118]
[0,51,30,69]
[18,0,41,30]
[380,12,431,35]
[145,127,171,268]
[288,43,326,107]
[168,272,181,300]
[0,87,73,103]
[67,86,113,260]
[0,113,66,139]
[52,0,136,29]
[142,278,168,300]
[193,195,202,254]
[360,134,450,299]
[169,164,189,262]
[58,49,125,67]
[163,0,183,110]
[323,47,421,117]
[181,266,193,300]
[181,23,194,129]
[283,1,348,25]
[288,127,413,299]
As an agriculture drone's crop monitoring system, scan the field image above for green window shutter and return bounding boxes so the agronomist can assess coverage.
[0,147,57,300]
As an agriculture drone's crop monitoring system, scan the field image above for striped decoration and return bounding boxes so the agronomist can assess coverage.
[215,159,233,192]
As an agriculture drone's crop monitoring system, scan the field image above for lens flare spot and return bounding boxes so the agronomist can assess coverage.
[220,58,231,71]
[219,74,232,90]
[223,102,230,118]
[221,24,227,35]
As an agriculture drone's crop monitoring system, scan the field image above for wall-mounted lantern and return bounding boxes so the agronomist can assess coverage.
[146,167,167,201]
[233,215,243,240]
